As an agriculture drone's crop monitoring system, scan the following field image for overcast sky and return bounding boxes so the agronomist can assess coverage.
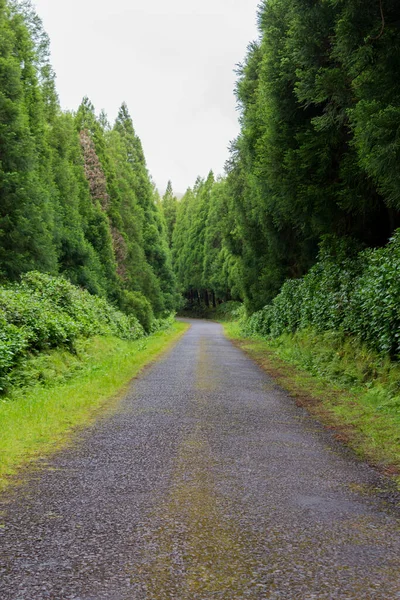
[32,0,260,193]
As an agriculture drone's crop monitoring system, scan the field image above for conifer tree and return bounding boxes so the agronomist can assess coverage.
[161,181,178,248]
[113,103,177,314]
[0,0,57,279]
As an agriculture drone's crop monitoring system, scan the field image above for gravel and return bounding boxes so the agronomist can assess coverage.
[0,319,399,599]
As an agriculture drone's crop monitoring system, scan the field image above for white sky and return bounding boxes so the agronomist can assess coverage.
[32,0,260,193]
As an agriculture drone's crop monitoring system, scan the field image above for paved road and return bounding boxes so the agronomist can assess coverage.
[1,319,399,599]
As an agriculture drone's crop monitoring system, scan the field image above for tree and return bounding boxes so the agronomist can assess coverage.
[113,103,178,314]
[0,0,57,279]
[161,181,178,248]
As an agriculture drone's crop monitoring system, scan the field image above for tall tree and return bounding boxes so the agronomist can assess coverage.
[0,0,57,279]
[161,181,178,248]
[113,103,178,314]
[225,0,400,311]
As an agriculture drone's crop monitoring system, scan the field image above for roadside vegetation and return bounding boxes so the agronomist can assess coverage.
[0,272,144,393]
[0,320,188,491]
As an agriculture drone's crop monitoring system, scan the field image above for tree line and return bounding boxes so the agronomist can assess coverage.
[169,0,400,315]
[2,0,400,333]
[0,0,178,330]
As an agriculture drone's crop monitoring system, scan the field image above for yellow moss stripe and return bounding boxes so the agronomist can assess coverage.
[136,330,255,598]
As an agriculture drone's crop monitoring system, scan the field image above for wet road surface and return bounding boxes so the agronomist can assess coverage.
[1,319,399,599]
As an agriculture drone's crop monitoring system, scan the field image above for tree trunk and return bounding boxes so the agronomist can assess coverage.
[204,289,210,307]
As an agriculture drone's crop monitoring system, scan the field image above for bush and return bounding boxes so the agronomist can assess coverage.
[214,301,243,320]
[243,306,273,338]
[347,235,400,357]
[0,272,145,390]
[242,231,400,360]
[0,313,28,390]
[150,313,176,334]
[120,290,154,333]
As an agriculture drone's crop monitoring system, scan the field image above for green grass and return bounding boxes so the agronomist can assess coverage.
[224,322,400,487]
[0,321,189,491]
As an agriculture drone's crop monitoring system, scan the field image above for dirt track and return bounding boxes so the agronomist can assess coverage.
[1,319,399,599]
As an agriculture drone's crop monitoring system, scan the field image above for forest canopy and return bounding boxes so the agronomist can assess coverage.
[1,0,400,358]
[171,0,400,316]
[0,0,178,330]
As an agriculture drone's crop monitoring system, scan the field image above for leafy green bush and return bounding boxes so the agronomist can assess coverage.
[242,231,400,359]
[0,313,28,387]
[214,301,244,321]
[243,306,273,338]
[150,314,176,334]
[121,290,154,333]
[347,235,400,357]
[0,272,145,390]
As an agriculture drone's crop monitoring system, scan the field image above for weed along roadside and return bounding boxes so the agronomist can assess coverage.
[223,320,400,491]
[0,321,189,492]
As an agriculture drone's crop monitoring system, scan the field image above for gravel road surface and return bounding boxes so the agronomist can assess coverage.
[1,319,399,599]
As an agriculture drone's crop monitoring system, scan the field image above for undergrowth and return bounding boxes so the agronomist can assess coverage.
[0,321,189,490]
[0,271,146,392]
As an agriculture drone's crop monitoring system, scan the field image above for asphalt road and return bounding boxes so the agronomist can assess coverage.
[1,319,399,599]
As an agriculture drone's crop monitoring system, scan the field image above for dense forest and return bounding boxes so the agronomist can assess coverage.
[169,0,400,358]
[0,0,178,328]
[1,0,400,371]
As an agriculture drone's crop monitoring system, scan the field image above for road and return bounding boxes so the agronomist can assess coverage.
[0,319,399,599]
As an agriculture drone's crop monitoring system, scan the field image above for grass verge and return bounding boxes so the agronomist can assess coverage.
[224,322,400,488]
[0,321,189,491]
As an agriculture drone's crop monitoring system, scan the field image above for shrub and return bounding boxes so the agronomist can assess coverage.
[0,272,145,390]
[150,313,176,334]
[121,290,154,333]
[215,301,244,320]
[347,234,400,357]
[242,230,400,360]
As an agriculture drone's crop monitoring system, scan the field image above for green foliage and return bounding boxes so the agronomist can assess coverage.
[111,103,178,315]
[178,300,213,319]
[243,231,400,359]
[150,313,176,334]
[172,176,242,305]
[0,0,57,279]
[214,301,244,321]
[0,1,178,323]
[0,272,145,390]
[347,234,400,356]
[223,0,400,311]
[120,290,154,333]
[161,181,178,248]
